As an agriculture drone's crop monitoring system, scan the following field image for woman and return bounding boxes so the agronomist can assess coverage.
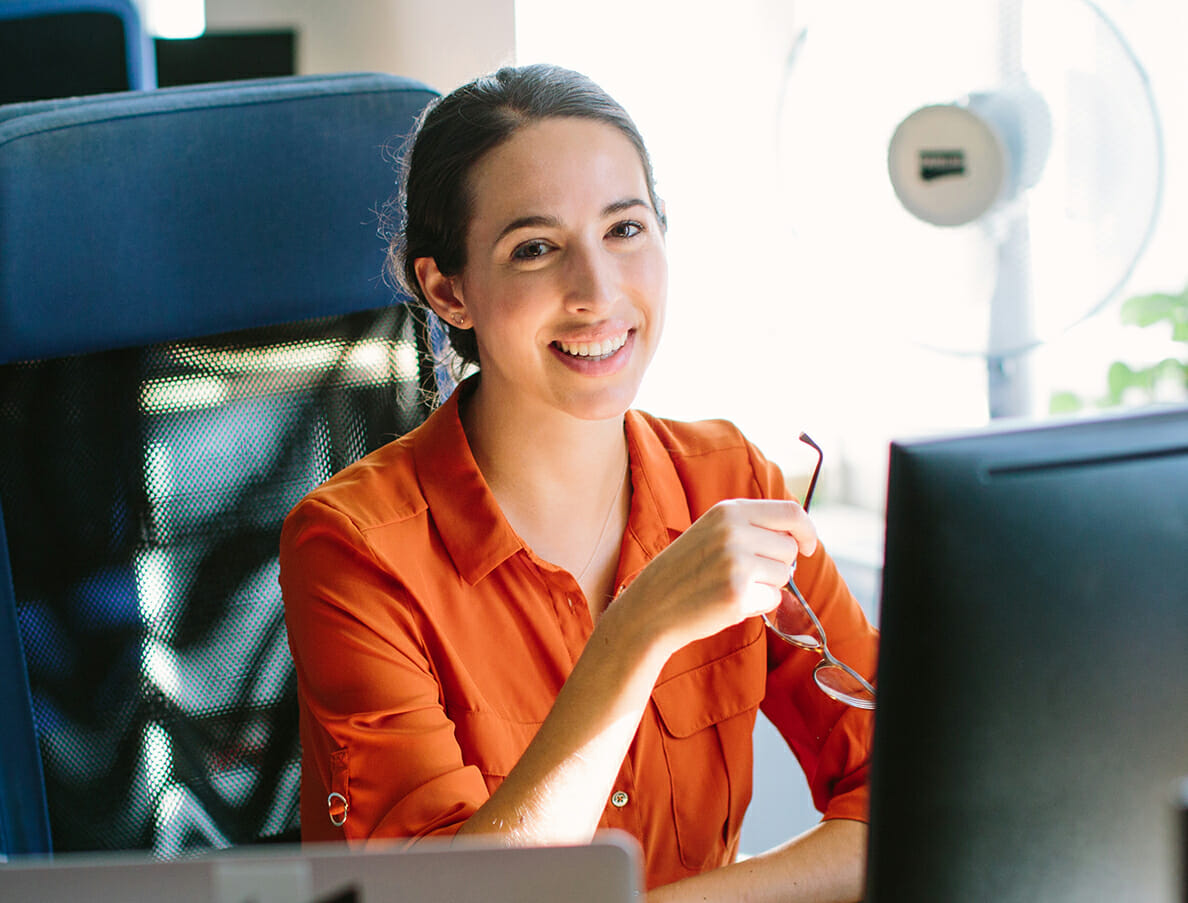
[280,63,878,901]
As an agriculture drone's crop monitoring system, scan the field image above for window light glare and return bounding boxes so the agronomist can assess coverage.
[143,0,206,40]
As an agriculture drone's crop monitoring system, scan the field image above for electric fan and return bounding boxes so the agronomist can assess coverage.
[777,0,1164,417]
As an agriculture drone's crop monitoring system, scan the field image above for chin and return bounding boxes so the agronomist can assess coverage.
[562,382,641,423]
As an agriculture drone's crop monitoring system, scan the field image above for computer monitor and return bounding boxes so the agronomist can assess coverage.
[866,403,1188,903]
[1180,777,1188,903]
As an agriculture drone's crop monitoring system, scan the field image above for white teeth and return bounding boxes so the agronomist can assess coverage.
[557,333,628,358]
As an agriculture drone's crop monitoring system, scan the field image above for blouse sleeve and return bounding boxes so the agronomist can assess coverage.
[280,497,488,842]
[745,438,879,822]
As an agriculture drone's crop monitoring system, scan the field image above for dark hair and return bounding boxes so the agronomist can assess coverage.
[386,63,665,370]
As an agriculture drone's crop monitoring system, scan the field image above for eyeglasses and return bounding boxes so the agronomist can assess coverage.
[763,433,876,710]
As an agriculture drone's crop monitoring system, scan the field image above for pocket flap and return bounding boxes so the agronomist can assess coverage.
[652,620,766,738]
[450,708,543,779]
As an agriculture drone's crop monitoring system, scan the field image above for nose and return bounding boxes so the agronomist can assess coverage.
[562,240,618,314]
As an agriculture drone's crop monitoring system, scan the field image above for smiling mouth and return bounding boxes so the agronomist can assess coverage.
[554,332,630,360]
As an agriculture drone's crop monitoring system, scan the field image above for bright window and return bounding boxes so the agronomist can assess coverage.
[515,0,1188,521]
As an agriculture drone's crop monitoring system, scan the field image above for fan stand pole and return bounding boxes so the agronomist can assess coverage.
[986,0,1034,420]
[987,210,1035,419]
[987,353,1031,419]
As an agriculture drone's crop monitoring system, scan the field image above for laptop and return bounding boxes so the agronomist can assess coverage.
[0,832,641,903]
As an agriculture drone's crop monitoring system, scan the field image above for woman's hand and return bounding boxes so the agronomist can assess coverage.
[617,499,818,655]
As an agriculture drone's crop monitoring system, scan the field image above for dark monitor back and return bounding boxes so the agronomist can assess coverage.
[0,11,131,104]
[867,404,1188,903]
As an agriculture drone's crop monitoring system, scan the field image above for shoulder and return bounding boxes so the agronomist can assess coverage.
[627,410,790,505]
[631,410,752,459]
[286,434,426,538]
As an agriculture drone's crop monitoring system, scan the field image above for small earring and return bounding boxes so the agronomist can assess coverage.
[452,314,465,327]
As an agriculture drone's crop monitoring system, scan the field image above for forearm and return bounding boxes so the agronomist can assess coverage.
[455,597,670,845]
[647,819,867,903]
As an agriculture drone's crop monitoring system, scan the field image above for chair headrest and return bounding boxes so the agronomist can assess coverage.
[0,72,438,364]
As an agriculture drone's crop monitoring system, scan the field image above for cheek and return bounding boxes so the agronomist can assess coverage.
[655,255,669,299]
[632,250,668,309]
[459,270,514,322]
[469,278,552,358]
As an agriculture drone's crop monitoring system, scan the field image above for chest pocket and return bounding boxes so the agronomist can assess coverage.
[651,620,767,871]
[450,708,544,795]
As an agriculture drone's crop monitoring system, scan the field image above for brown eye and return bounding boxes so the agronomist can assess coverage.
[512,239,552,260]
[608,220,643,240]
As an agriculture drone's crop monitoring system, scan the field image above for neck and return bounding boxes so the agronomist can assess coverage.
[458,376,632,611]
[461,377,630,504]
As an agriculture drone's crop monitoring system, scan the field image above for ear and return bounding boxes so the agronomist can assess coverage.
[414,257,471,329]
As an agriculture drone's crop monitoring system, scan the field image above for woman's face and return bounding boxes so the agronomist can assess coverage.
[447,116,667,423]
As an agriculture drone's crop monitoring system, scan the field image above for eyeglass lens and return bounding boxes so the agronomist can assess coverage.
[815,662,876,709]
[766,585,820,649]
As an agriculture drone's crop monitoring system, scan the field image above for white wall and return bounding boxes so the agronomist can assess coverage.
[204,0,516,93]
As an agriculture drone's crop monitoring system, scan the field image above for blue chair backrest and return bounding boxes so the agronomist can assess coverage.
[0,505,52,858]
[0,0,156,104]
[0,72,441,857]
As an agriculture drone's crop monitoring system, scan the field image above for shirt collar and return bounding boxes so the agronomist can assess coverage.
[412,379,695,588]
[618,409,695,586]
[412,377,523,585]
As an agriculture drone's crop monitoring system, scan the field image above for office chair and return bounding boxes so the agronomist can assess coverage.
[0,0,156,104]
[0,72,442,857]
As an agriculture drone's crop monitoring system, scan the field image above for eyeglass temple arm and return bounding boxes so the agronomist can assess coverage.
[797,431,823,514]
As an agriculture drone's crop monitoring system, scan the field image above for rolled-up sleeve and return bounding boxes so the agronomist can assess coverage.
[759,542,878,821]
[280,498,488,843]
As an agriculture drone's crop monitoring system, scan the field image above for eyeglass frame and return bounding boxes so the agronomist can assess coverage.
[766,432,876,710]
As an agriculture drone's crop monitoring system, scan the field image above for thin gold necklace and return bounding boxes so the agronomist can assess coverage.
[574,459,630,585]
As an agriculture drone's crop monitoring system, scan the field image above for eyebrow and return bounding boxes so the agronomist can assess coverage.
[494,197,652,244]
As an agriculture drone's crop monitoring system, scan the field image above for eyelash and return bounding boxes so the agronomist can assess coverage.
[510,220,645,261]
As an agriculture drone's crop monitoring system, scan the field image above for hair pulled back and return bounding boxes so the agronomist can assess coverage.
[386,63,664,370]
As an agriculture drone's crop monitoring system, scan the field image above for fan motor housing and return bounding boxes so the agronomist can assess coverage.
[887,102,1008,227]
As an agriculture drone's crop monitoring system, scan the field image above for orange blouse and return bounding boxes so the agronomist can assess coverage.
[279,381,878,890]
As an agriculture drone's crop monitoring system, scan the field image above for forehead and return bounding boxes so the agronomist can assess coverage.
[466,117,650,227]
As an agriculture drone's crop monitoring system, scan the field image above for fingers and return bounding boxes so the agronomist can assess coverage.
[742,581,783,620]
[618,498,820,653]
[710,498,819,563]
[746,520,801,578]
[683,500,814,613]
[744,498,819,559]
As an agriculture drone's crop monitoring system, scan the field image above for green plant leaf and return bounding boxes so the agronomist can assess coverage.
[1049,391,1084,415]
[1120,291,1185,328]
[1155,357,1188,386]
[1049,282,1187,414]
[1105,361,1145,405]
